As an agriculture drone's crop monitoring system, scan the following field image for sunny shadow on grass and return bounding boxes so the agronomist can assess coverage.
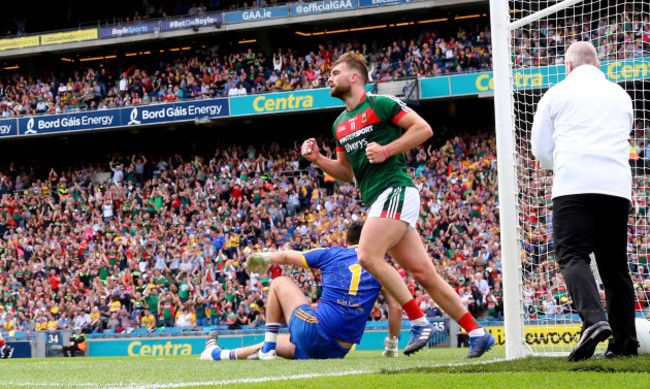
[382,354,650,375]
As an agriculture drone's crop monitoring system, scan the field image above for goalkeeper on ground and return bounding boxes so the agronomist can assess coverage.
[199,220,402,360]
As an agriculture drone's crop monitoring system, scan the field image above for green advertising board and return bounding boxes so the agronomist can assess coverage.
[420,57,650,99]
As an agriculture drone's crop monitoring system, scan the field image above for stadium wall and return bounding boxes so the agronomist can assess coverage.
[2,319,453,358]
[86,331,422,357]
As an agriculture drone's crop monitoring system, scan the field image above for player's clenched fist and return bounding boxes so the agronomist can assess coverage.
[301,138,320,162]
[365,142,388,164]
[245,253,272,274]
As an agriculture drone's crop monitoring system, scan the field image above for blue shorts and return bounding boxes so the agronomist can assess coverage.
[289,304,350,360]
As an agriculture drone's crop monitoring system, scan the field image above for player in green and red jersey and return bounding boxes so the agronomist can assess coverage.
[301,52,494,358]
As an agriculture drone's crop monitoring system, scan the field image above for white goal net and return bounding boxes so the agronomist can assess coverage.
[491,0,650,357]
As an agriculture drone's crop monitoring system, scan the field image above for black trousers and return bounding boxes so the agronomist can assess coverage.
[553,194,637,354]
[62,344,81,357]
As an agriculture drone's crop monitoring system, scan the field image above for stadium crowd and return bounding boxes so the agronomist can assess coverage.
[0,130,523,335]
[0,131,648,335]
[512,6,650,66]
[2,4,649,118]
[0,22,493,117]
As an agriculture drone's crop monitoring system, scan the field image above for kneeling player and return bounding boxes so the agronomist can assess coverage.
[200,220,402,360]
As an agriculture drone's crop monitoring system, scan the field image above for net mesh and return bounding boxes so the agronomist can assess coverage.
[507,0,650,355]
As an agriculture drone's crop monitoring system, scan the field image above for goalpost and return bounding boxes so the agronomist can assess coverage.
[491,0,650,359]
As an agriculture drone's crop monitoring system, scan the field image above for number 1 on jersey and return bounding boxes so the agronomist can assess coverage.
[348,264,362,295]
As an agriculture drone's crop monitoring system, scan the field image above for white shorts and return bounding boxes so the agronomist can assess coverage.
[367,186,420,229]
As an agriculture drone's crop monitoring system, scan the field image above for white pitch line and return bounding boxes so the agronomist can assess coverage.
[1,371,372,389]
[105,370,373,389]
[3,357,508,389]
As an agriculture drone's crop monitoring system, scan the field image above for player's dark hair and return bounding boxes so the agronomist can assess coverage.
[333,52,369,86]
[346,220,364,245]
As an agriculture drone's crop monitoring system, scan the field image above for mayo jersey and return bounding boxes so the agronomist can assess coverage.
[333,92,415,207]
[302,245,382,344]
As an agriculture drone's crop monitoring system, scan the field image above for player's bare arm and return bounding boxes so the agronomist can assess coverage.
[365,111,433,164]
[268,250,308,267]
[301,138,354,181]
[245,250,309,273]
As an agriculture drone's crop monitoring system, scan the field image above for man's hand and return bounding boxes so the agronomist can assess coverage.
[365,142,389,164]
[301,138,320,162]
[245,253,272,274]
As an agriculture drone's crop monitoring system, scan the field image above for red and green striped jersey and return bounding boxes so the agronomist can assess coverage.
[161,301,175,319]
[332,92,415,207]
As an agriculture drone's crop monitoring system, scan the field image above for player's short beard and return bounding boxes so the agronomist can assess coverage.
[330,82,351,99]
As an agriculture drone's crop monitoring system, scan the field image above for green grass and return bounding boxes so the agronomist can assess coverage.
[1,348,648,389]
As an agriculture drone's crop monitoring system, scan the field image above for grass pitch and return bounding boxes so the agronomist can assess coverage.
[1,348,648,389]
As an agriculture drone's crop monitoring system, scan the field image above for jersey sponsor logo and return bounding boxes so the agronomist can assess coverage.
[336,108,380,140]
[339,125,373,145]
[336,298,362,309]
[343,138,368,153]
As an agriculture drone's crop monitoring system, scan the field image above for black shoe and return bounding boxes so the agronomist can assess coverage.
[596,351,617,359]
[597,349,638,359]
[568,321,612,362]
[2,345,13,359]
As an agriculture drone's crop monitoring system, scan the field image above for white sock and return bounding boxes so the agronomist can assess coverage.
[219,349,238,360]
[469,328,486,337]
[262,322,280,353]
[385,336,399,349]
[410,317,429,327]
[264,331,279,344]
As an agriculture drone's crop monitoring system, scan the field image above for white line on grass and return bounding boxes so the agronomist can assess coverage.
[108,370,374,389]
[1,371,372,389]
[3,357,508,389]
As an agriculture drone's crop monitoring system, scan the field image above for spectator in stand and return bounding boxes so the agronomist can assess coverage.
[176,306,194,327]
[106,312,120,331]
[142,308,157,330]
[424,299,442,318]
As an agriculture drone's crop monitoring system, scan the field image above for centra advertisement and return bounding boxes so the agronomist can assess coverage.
[88,336,263,357]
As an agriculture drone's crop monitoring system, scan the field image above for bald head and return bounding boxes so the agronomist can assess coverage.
[565,41,599,74]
